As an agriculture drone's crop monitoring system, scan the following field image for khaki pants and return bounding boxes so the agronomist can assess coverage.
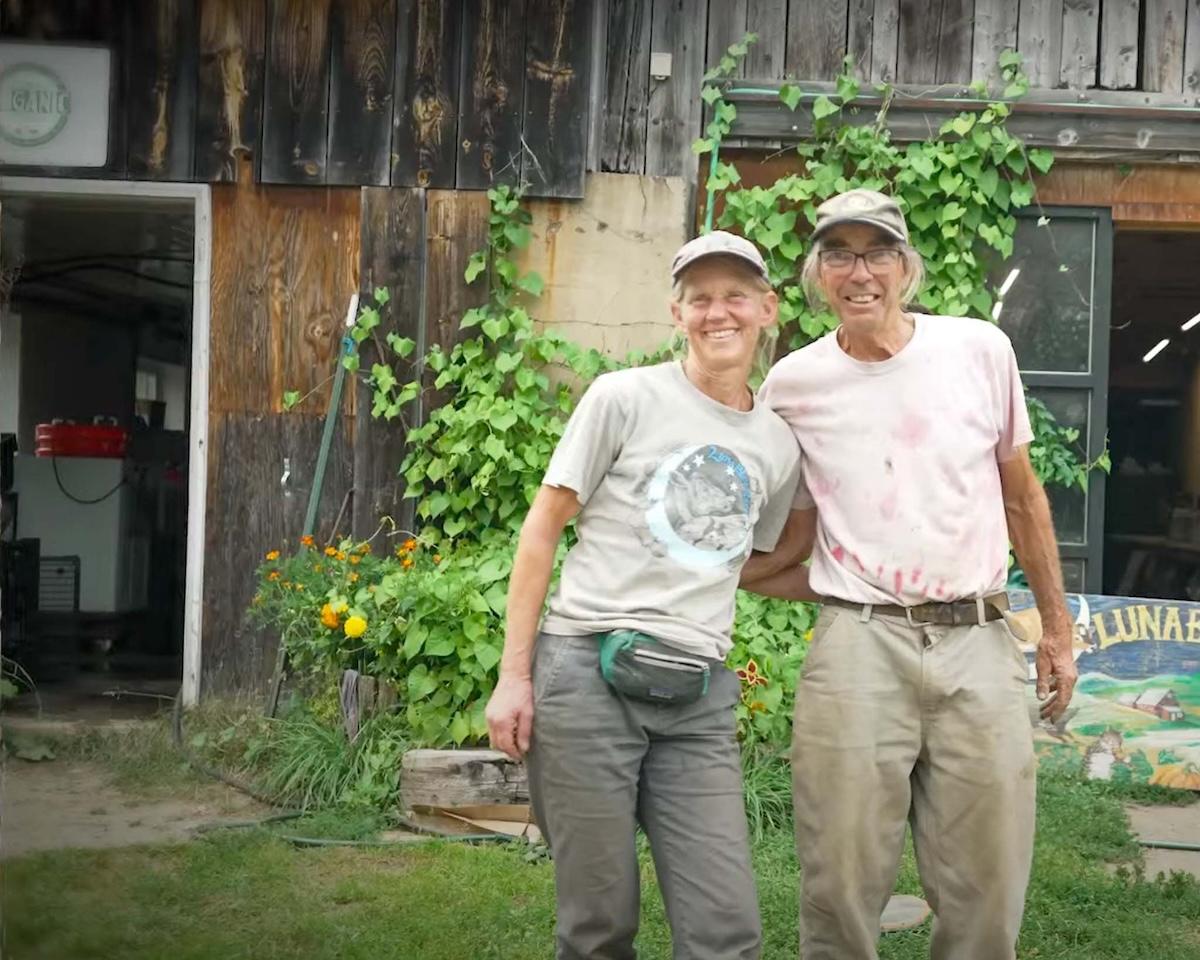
[526,634,762,960]
[792,605,1036,960]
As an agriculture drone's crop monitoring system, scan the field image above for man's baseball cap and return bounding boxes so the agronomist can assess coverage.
[671,230,769,281]
[812,189,910,244]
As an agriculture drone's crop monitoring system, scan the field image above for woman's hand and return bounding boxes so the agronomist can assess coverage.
[486,671,535,759]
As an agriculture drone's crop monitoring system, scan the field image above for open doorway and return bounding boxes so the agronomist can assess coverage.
[0,183,209,717]
[1103,229,1200,600]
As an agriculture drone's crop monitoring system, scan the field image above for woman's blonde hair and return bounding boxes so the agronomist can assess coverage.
[799,238,925,310]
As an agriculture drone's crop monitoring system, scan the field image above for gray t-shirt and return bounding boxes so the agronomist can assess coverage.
[541,362,801,660]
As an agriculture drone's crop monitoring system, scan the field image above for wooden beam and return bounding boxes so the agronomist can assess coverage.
[127,0,197,180]
[746,0,786,79]
[971,0,1019,88]
[936,0,973,84]
[786,0,849,79]
[599,0,652,173]
[1099,0,1138,90]
[646,0,707,179]
[897,0,941,84]
[1059,0,1098,89]
[871,0,900,83]
[457,0,527,189]
[195,0,267,182]
[1188,0,1200,94]
[522,0,590,198]
[1144,0,1188,94]
[392,0,464,188]
[328,0,397,186]
[355,187,424,539]
[846,0,874,80]
[261,0,333,184]
[1017,0,1063,90]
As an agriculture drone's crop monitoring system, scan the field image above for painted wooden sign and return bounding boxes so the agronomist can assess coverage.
[1008,591,1200,790]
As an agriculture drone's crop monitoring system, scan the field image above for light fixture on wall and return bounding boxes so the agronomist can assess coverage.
[1181,312,1200,332]
[1142,338,1170,363]
[998,268,1020,296]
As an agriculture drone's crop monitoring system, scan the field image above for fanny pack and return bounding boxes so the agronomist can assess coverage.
[598,631,710,706]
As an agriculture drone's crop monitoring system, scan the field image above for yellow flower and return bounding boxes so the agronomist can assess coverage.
[314,564,323,573]
[344,615,368,638]
[267,571,281,581]
[368,584,377,592]
[402,556,414,569]
[433,554,442,564]
[349,555,361,565]
[349,572,359,582]
[324,546,337,557]
[281,580,291,588]
[335,550,346,561]
[333,600,348,613]
[265,550,280,561]
[358,543,371,555]
[300,535,315,548]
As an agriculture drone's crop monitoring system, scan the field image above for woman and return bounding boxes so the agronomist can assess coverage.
[485,231,801,960]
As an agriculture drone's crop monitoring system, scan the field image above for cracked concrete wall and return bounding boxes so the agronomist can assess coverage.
[516,173,689,359]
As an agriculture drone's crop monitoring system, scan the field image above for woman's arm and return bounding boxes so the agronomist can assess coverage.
[740,507,817,586]
[485,484,580,759]
[741,561,823,603]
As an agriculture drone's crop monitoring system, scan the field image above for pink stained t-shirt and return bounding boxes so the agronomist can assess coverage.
[758,314,1034,606]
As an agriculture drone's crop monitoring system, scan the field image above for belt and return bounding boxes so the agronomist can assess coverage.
[824,592,1010,628]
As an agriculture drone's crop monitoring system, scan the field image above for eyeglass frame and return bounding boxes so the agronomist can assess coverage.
[816,247,905,273]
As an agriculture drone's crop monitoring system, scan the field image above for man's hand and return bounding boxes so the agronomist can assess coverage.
[486,673,534,760]
[1035,617,1077,722]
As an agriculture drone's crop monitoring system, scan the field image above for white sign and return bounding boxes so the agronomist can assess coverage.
[0,42,111,167]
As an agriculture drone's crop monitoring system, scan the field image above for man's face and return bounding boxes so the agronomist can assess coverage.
[670,257,778,371]
[817,223,908,327]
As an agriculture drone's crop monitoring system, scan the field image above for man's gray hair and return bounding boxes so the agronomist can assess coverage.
[799,238,926,310]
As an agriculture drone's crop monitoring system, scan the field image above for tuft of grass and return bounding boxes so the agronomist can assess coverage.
[741,746,793,840]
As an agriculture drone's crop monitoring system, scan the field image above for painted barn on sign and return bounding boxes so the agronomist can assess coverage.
[1118,688,1186,723]
[3,1,1200,706]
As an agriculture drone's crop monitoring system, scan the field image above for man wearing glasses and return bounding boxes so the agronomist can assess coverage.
[742,189,1075,959]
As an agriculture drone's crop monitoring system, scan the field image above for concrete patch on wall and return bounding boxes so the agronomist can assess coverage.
[516,174,688,360]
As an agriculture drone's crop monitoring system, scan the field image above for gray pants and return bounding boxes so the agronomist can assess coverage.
[792,606,1037,960]
[526,634,762,960]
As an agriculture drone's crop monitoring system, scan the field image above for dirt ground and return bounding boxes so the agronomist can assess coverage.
[1,757,270,859]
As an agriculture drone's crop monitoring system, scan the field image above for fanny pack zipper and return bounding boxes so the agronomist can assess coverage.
[632,648,708,673]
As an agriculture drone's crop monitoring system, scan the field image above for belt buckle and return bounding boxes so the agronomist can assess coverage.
[905,604,934,628]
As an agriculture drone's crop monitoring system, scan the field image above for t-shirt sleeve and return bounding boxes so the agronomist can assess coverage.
[752,445,802,552]
[543,376,627,505]
[995,333,1034,462]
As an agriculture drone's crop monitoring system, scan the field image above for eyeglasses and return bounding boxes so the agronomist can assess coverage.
[817,248,903,272]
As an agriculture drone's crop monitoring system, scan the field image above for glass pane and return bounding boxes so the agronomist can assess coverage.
[1061,558,1085,593]
[990,217,1095,373]
[1030,387,1089,545]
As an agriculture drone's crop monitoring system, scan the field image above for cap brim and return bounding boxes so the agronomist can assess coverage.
[812,215,907,244]
[671,250,769,280]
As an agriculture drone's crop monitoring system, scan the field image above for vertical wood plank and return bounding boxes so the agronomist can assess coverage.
[1098,0,1138,89]
[1016,0,1063,89]
[1059,0,1098,89]
[328,0,397,185]
[1186,0,1200,93]
[897,0,941,84]
[392,0,464,187]
[935,0,972,83]
[261,0,333,183]
[585,0,609,170]
[127,0,198,180]
[600,0,652,174]
[456,0,527,190]
[971,0,1019,86]
[423,190,490,405]
[646,0,707,179]
[847,0,875,79]
[195,0,267,182]
[523,0,591,198]
[746,0,787,78]
[1144,0,1188,93]
[706,0,748,77]
[871,0,901,82]
[355,187,425,538]
[786,0,850,79]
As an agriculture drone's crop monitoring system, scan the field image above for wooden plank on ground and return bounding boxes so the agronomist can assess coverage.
[1187,0,1200,94]
[260,0,333,183]
[392,0,464,187]
[871,0,900,82]
[1098,0,1138,89]
[457,0,527,190]
[599,0,652,173]
[1016,0,1063,89]
[354,186,425,539]
[195,0,267,182]
[786,0,849,79]
[328,0,397,185]
[1059,0,1098,89]
[400,749,530,811]
[970,0,1018,88]
[646,0,708,178]
[746,0,786,79]
[423,190,490,404]
[523,0,590,198]
[126,0,197,180]
[1143,0,1188,93]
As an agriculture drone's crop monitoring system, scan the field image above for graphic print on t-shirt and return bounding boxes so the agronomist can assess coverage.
[641,444,757,569]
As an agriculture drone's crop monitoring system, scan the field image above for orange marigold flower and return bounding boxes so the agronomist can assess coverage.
[433,554,442,564]
[320,603,340,629]
[267,571,281,581]
[335,551,346,561]
[402,556,414,569]
[349,555,361,565]
[324,546,337,557]
[300,534,315,547]
[358,543,371,555]
[403,538,418,552]
[265,550,280,561]
[349,572,359,582]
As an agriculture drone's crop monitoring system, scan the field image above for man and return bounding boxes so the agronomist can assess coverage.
[743,189,1077,960]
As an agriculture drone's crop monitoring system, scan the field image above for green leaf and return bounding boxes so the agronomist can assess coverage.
[282,390,301,411]
[701,85,722,105]
[464,251,487,284]
[475,642,502,672]
[949,114,975,137]
[517,272,545,297]
[998,49,1022,70]
[977,167,999,199]
[504,222,532,248]
[443,515,466,538]
[1028,148,1054,173]
[449,713,470,745]
[811,95,839,120]
[481,317,504,341]
[386,334,416,358]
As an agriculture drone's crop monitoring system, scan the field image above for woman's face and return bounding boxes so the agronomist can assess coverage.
[670,257,778,373]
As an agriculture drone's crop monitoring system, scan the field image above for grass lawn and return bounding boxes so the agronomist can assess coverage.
[4,774,1199,959]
